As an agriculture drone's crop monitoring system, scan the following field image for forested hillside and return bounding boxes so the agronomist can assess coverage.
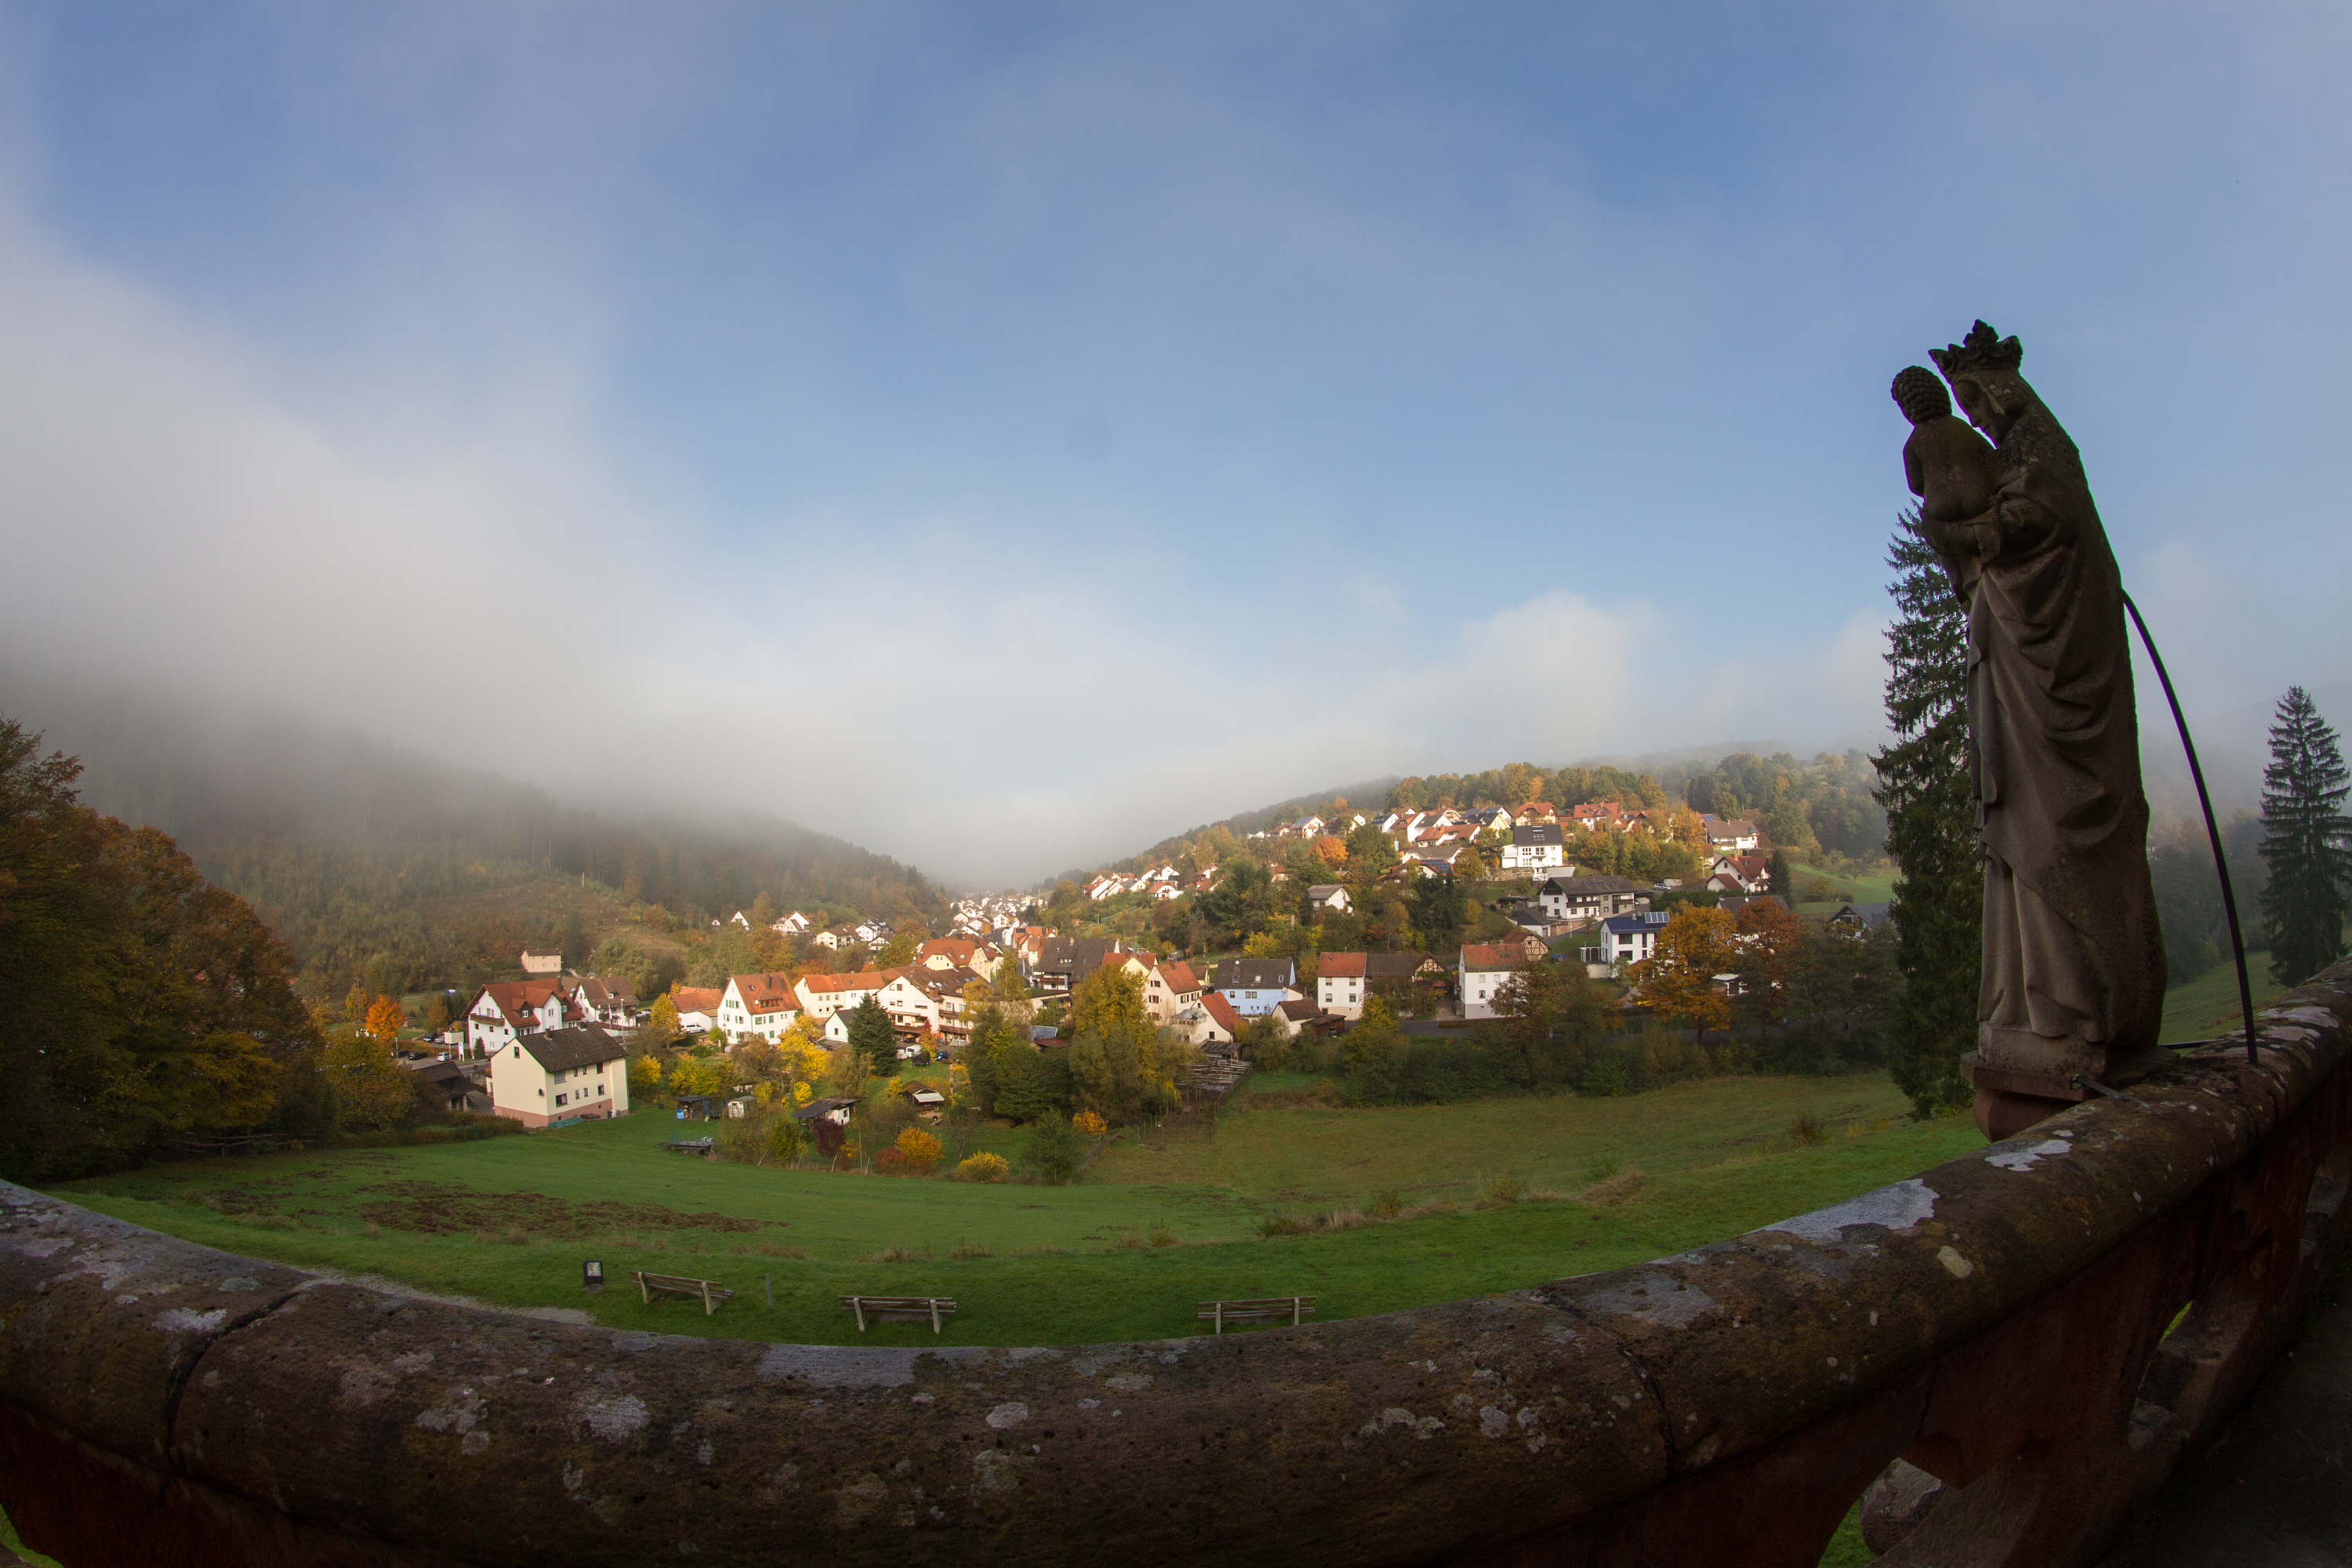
[2,691,942,1001]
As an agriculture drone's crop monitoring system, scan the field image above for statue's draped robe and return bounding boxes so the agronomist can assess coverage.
[1963,402,2165,1062]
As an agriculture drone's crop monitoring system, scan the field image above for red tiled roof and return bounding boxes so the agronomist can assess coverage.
[1152,960,1201,994]
[800,969,887,995]
[1460,943,1523,972]
[1319,952,1368,980]
[670,987,724,1014]
[1202,993,1245,1036]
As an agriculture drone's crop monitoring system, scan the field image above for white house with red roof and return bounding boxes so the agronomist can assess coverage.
[1317,952,1370,1019]
[1142,960,1203,1025]
[464,980,576,1058]
[717,971,804,1044]
[1457,942,1526,1021]
[794,967,889,1018]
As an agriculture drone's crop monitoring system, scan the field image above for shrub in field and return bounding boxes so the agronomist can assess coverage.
[867,1247,917,1262]
[895,1127,942,1174]
[950,1239,992,1258]
[953,1152,1009,1183]
[1581,1058,1632,1098]
[1256,1213,1312,1237]
[1073,1110,1108,1138]
[874,1147,907,1172]
[1019,1111,1085,1185]
[1478,1177,1525,1208]
[1788,1112,1831,1146]
[1148,1222,1176,1247]
[1368,1190,1403,1219]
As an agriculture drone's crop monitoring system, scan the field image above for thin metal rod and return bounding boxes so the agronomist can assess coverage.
[2121,592,2258,1065]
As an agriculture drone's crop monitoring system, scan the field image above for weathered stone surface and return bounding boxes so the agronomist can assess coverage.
[2,965,2349,1566]
[0,1183,309,1465]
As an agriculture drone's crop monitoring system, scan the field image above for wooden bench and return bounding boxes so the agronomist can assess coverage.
[1197,1296,1316,1333]
[660,1138,715,1156]
[840,1294,958,1334]
[631,1271,734,1315]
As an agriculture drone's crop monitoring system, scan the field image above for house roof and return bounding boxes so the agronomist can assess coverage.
[1707,818,1761,840]
[1150,960,1202,994]
[727,971,801,1014]
[1214,957,1294,992]
[799,969,888,995]
[791,1096,858,1120]
[1601,910,1675,935]
[571,975,639,1010]
[1201,993,1245,1036]
[1511,823,1566,847]
[1276,999,1322,1022]
[474,979,564,1029]
[1306,884,1346,900]
[514,1025,625,1074]
[1319,952,1367,980]
[1365,952,1439,981]
[1459,942,1524,973]
[670,987,724,1015]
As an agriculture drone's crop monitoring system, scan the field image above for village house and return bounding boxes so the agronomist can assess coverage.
[670,986,724,1036]
[916,936,1001,979]
[1706,854,1772,895]
[1180,992,1247,1046]
[463,980,572,1057]
[1317,952,1369,1019]
[1588,909,1674,975]
[772,910,814,935]
[1537,873,1651,923]
[1212,957,1299,1018]
[1569,801,1623,830]
[1142,959,1203,1026]
[486,1024,631,1127]
[1499,822,1569,873]
[1025,936,1138,995]
[1457,942,1524,1021]
[873,966,983,1040]
[1463,805,1517,835]
[1305,884,1352,914]
[519,948,564,976]
[717,971,803,1044]
[1272,998,1325,1039]
[795,968,889,1019]
[1703,816,1762,855]
[568,975,641,1029]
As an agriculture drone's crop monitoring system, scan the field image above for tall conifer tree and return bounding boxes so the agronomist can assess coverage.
[2258,687,2351,985]
[1873,511,1980,1116]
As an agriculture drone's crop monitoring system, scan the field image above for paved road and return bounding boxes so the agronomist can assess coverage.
[2098,1255,2352,1566]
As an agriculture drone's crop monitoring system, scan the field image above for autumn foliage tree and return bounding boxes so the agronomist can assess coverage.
[0,720,331,1178]
[1730,897,1802,1026]
[362,994,407,1046]
[1630,905,1739,1051]
[894,1126,942,1174]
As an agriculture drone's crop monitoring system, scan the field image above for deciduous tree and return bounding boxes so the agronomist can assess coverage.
[1630,906,1737,1050]
[362,994,407,1047]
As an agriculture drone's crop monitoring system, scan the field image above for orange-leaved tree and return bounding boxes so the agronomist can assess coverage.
[1314,835,1348,867]
[1630,906,1739,1054]
[361,994,407,1046]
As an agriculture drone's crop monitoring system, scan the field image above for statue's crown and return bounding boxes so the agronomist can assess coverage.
[1929,320,2023,379]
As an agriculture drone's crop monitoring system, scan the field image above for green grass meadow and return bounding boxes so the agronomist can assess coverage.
[49,1074,1980,1350]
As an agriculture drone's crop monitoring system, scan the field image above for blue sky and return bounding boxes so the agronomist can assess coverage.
[1,3,2347,883]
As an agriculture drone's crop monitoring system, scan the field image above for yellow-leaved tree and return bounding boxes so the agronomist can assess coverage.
[325,1032,414,1131]
[895,1127,942,1174]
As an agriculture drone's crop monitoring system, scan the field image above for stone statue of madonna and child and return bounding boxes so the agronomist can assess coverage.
[1889,321,2167,1140]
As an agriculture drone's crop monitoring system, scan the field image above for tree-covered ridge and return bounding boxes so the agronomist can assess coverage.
[18,695,944,1000]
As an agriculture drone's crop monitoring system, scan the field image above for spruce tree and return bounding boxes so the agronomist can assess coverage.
[1872,510,1980,1117]
[2257,687,2351,985]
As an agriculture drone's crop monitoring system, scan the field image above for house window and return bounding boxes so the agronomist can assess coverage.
[555,1094,567,1106]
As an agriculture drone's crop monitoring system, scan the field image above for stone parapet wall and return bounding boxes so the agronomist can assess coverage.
[5,962,2350,1566]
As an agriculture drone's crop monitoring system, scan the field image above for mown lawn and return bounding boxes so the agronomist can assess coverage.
[2158,959,2289,1044]
[49,1074,1983,1353]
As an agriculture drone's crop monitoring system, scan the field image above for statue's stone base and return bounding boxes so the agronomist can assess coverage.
[1965,1033,2169,1141]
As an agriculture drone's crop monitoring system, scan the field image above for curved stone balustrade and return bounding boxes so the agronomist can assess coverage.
[5,964,2350,1566]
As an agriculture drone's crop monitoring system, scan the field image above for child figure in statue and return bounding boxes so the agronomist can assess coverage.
[1893,365,2000,573]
